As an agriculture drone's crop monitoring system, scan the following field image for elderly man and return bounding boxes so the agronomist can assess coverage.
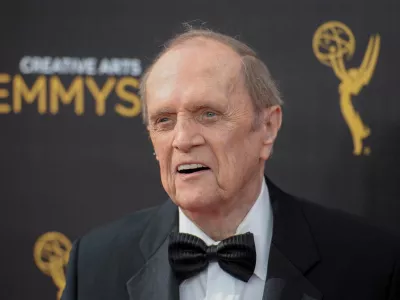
[62,29,399,300]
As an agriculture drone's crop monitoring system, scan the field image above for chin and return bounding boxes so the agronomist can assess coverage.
[174,190,218,212]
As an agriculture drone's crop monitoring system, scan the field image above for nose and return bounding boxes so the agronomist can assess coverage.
[172,116,205,152]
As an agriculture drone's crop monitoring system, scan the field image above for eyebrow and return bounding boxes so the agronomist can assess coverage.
[186,103,216,113]
[148,97,228,121]
[149,108,175,122]
[186,97,227,112]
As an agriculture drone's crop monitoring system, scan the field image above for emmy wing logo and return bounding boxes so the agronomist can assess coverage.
[34,232,72,300]
[313,21,380,156]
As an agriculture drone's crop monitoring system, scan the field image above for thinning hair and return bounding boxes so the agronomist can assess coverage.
[139,26,283,126]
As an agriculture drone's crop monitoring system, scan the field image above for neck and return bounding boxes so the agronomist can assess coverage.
[181,171,264,241]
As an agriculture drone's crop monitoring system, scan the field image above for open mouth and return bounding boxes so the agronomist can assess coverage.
[177,164,210,174]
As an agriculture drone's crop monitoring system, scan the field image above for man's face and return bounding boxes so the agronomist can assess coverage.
[146,39,277,212]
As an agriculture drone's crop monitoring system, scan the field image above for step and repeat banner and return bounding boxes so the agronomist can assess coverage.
[1,0,399,299]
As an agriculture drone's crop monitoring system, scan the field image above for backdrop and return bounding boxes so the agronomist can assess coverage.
[1,0,399,299]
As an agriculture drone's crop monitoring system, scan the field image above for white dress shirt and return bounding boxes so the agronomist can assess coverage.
[178,178,273,300]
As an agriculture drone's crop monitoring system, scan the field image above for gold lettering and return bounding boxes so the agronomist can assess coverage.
[115,77,141,117]
[0,73,11,114]
[13,75,46,114]
[50,76,84,115]
[86,77,116,116]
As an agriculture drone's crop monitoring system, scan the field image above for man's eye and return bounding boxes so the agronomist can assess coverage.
[204,111,216,118]
[158,117,170,123]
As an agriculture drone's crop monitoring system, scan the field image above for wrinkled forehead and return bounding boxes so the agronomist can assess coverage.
[146,39,244,97]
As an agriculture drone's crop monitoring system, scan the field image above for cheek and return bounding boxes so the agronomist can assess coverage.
[210,133,242,176]
[157,151,171,173]
[151,135,173,174]
[157,153,175,194]
[214,131,260,173]
[151,132,171,155]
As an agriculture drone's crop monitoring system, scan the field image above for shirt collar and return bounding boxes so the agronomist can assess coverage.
[178,177,273,281]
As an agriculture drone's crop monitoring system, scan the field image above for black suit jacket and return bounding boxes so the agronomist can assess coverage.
[62,178,400,300]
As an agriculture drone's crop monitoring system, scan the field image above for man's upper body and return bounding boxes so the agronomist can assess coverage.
[62,176,400,300]
[62,28,400,299]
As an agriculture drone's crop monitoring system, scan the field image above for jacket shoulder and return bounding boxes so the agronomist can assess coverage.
[73,206,159,282]
[78,205,159,253]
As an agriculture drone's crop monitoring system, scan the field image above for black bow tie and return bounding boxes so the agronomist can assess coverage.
[168,232,256,282]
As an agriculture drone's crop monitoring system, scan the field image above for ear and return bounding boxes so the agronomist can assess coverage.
[260,105,282,160]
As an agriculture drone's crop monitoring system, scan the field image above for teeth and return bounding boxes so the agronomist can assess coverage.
[178,164,207,171]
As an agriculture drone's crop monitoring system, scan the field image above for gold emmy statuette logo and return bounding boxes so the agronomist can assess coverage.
[313,21,380,155]
[34,232,72,300]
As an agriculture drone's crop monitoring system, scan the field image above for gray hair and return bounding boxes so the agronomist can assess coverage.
[139,27,283,126]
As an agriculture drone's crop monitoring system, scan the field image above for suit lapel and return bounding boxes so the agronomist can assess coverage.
[126,200,179,300]
[263,177,323,300]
